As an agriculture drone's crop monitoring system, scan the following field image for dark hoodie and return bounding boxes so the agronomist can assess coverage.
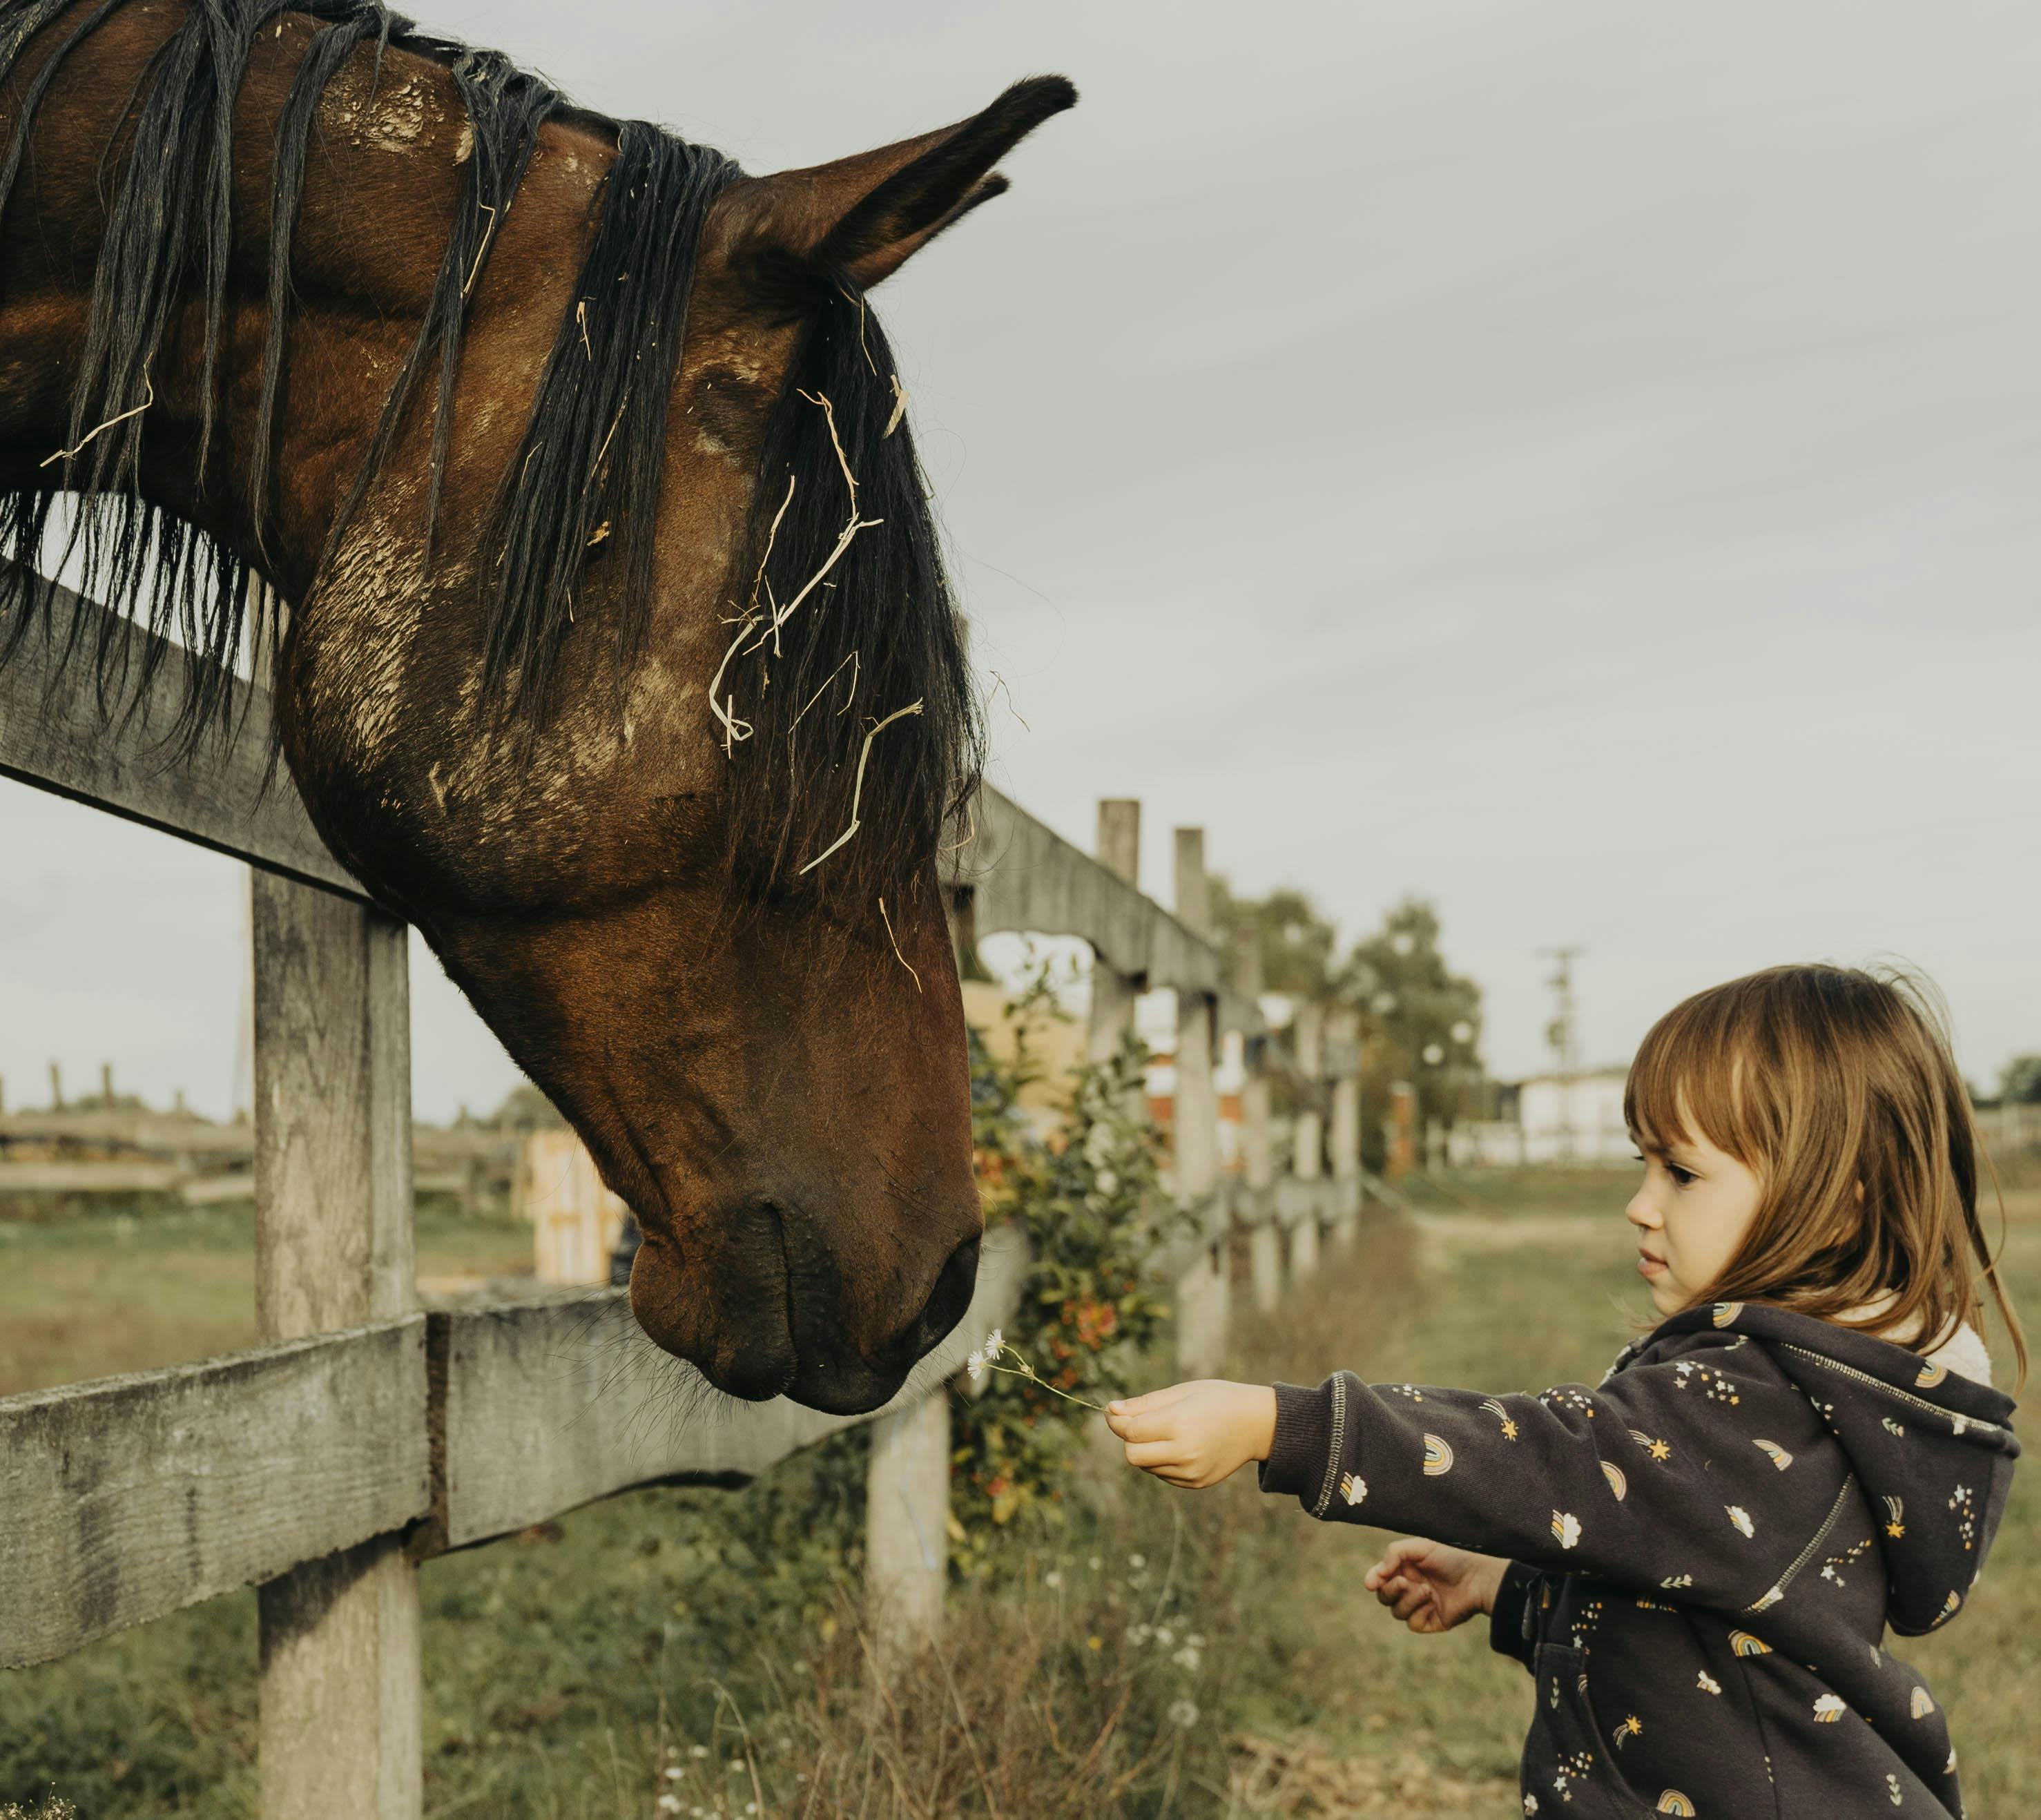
[1258,1301,2018,1817]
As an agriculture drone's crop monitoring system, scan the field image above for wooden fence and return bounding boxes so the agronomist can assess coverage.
[1975,1102,2041,1158]
[0,576,1362,1819]
[0,1103,511,1206]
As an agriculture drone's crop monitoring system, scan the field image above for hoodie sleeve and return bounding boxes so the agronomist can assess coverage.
[1259,1337,1839,1610]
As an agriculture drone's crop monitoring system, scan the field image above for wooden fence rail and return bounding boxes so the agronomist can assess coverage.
[1,1317,428,1669]
[0,572,1363,1818]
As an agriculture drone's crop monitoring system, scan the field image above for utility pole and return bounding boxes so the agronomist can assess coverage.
[1540,947,1582,1163]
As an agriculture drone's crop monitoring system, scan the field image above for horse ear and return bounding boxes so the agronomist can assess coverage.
[737,76,1076,293]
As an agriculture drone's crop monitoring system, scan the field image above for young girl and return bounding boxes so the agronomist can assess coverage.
[1105,965,2022,1818]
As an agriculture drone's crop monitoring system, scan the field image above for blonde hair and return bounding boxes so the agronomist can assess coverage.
[1625,963,2025,1388]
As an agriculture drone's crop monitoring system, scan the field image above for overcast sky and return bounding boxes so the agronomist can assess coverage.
[4,0,2038,1122]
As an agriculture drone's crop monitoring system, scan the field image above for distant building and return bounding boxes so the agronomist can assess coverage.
[1132,987,1248,1177]
[1517,1067,1632,1164]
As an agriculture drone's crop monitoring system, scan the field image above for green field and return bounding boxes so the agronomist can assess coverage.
[4,1173,2038,1817]
[0,1199,535,1397]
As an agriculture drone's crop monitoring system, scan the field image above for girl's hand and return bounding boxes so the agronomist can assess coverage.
[1364,1538,1508,1634]
[1104,1380,1277,1489]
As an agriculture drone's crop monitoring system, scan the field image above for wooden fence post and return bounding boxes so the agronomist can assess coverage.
[1327,1009,1361,1252]
[249,873,420,1820]
[1232,949,1281,1317]
[1170,829,1227,1377]
[866,1393,950,1666]
[1087,799,1141,1065]
[1387,1080,1417,1177]
[1289,1196,1321,1281]
[1291,1002,1324,1184]
[1246,1129,1281,1314]
[525,1128,628,1286]
[1289,1003,1324,1281]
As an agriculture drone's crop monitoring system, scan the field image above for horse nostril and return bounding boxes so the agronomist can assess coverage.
[912,1234,980,1351]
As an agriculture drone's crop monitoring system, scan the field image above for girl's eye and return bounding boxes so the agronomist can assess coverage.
[1667,1164,1696,1188]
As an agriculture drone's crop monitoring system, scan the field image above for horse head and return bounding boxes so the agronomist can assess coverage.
[0,3,1075,1412]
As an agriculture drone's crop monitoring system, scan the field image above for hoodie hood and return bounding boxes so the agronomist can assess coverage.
[1650,1301,2020,1636]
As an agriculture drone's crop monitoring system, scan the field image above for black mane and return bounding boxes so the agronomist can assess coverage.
[717,290,980,900]
[0,0,983,898]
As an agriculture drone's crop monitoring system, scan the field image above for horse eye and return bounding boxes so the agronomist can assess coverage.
[687,366,775,453]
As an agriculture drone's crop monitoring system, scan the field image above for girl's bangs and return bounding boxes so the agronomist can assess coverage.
[1623,991,1759,1164]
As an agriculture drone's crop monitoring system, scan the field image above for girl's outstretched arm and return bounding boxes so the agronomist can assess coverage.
[1109,1344,1839,1612]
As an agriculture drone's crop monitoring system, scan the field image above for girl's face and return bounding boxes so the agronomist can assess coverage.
[1627,1123,1764,1316]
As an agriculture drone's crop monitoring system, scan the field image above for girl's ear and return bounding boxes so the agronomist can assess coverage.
[722,76,1077,295]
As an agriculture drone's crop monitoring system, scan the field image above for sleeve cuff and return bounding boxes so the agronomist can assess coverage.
[1489,1560,1540,1669]
[1257,1378,1336,1504]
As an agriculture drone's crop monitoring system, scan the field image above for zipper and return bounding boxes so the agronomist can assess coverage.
[1748,1477,1855,1612]
[1781,1344,2004,1435]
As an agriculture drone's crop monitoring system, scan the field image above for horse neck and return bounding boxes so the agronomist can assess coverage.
[0,3,594,606]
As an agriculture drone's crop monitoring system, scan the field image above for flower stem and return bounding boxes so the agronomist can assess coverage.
[986,1345,1109,1413]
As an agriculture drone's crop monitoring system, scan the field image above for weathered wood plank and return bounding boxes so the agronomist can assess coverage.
[959,791,1263,1030]
[0,1231,1031,1667]
[250,874,421,1820]
[0,1107,508,1172]
[867,1393,950,1665]
[0,570,366,900]
[250,880,416,1337]
[1273,1177,1342,1228]
[1,576,1259,1038]
[0,1159,187,1194]
[0,1107,254,1154]
[0,1319,428,1669]
[432,1226,1028,1551]
[1085,799,1143,1061]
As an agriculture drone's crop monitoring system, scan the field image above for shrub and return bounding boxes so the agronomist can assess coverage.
[949,975,1188,1575]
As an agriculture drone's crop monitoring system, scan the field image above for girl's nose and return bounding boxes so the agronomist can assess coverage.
[1625,1190,1659,1229]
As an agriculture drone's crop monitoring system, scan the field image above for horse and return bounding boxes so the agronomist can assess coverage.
[0,0,1074,1413]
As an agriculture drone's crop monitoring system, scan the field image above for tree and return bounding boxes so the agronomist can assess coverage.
[2001,1056,2041,1106]
[1208,876,1338,1000]
[491,1081,565,1129]
[1338,898,1484,1171]
[1209,881,1486,1172]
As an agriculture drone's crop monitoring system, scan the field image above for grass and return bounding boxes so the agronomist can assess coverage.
[4,1172,2040,1815]
[0,1199,534,1395]
[1384,1165,1638,1220]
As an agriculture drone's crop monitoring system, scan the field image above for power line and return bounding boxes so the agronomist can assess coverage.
[1539,947,1583,1162]
[1540,947,1582,1078]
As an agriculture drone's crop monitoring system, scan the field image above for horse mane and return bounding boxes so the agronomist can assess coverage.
[0,0,983,900]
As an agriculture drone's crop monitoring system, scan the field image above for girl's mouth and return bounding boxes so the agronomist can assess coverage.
[1638,1250,1667,1279]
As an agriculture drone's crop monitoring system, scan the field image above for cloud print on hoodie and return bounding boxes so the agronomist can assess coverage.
[1259,1301,2018,1819]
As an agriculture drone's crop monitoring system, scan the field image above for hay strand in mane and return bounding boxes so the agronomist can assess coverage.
[723,284,981,897]
[798,698,924,878]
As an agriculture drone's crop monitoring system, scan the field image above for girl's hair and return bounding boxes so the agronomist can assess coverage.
[1625,963,2026,1388]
